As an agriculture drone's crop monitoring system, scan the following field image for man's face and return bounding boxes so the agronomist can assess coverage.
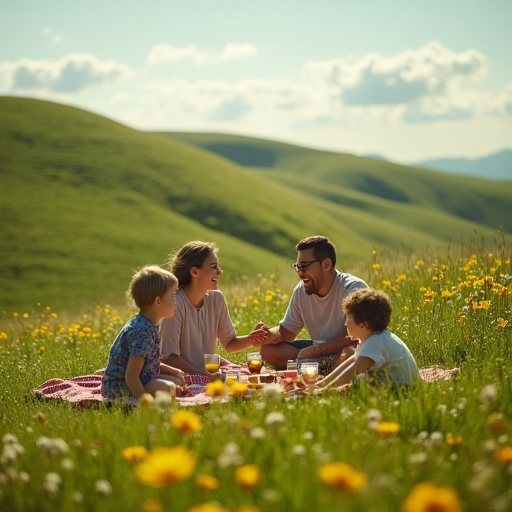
[295,248,326,296]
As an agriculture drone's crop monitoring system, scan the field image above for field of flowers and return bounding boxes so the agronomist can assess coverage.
[0,242,511,512]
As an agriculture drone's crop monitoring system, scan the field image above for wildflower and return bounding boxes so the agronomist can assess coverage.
[138,393,154,406]
[33,412,47,422]
[235,464,261,489]
[318,462,368,491]
[262,383,283,400]
[446,434,463,446]
[250,427,266,441]
[43,472,62,498]
[265,411,285,427]
[493,446,512,464]
[61,458,75,471]
[373,421,401,436]
[217,442,243,468]
[171,410,203,435]
[402,482,462,512]
[95,479,112,497]
[497,317,509,328]
[236,507,260,512]
[478,384,498,405]
[142,498,164,512]
[206,380,227,397]
[196,474,220,490]
[188,503,229,512]
[487,412,508,435]
[153,389,174,408]
[122,445,148,462]
[36,437,69,458]
[365,408,382,422]
[292,444,306,456]
[135,446,196,487]
[230,381,248,397]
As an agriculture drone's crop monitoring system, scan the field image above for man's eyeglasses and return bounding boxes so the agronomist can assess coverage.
[291,260,321,272]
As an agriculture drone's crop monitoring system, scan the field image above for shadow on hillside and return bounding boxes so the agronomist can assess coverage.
[202,143,277,168]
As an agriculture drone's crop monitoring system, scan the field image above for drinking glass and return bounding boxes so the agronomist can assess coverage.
[247,352,263,374]
[300,362,319,389]
[204,353,221,375]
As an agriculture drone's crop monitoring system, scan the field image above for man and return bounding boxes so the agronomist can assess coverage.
[257,235,368,370]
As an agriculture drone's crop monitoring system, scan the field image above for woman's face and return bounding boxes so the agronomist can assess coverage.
[195,252,223,291]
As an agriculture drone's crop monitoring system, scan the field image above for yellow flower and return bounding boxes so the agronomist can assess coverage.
[374,421,401,436]
[122,445,148,462]
[402,482,462,512]
[135,446,196,487]
[494,445,512,464]
[206,380,227,397]
[171,410,203,435]
[236,507,260,512]
[487,412,508,435]
[230,382,249,397]
[235,464,261,489]
[497,317,509,328]
[142,499,164,512]
[318,462,368,491]
[196,474,220,490]
[187,503,229,512]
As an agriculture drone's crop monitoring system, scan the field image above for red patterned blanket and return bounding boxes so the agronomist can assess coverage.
[33,365,459,408]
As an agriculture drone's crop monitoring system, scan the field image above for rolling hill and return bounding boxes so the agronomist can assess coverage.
[1,97,511,313]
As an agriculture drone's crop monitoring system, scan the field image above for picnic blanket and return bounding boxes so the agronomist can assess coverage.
[34,365,459,408]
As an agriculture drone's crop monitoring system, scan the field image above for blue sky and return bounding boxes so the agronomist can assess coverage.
[1,0,511,162]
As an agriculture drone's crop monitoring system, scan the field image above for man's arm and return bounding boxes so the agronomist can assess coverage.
[297,325,355,360]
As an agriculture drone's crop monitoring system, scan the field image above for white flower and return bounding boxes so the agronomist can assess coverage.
[36,437,69,458]
[262,383,283,400]
[409,452,428,464]
[265,411,285,427]
[95,479,112,497]
[153,390,173,408]
[303,431,314,440]
[224,412,240,426]
[365,408,382,422]
[436,404,447,414]
[430,431,444,445]
[478,384,498,404]
[2,434,18,445]
[217,442,243,468]
[250,427,266,441]
[292,444,306,456]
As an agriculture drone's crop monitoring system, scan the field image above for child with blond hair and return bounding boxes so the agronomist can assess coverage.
[101,265,187,400]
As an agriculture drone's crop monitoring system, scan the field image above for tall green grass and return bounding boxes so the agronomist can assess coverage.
[1,241,511,512]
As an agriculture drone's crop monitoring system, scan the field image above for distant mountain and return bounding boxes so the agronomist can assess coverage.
[414,149,512,181]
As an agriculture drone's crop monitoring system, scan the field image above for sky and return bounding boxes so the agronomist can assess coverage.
[1,0,511,163]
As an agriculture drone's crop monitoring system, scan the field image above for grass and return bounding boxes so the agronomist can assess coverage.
[2,97,511,314]
[0,241,511,512]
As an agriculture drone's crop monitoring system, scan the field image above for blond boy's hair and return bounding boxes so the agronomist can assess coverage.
[129,265,178,308]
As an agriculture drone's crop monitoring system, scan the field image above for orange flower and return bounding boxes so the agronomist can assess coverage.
[494,446,512,464]
[171,410,203,435]
[446,434,463,446]
[187,503,229,512]
[235,464,261,489]
[318,462,368,491]
[196,474,220,490]
[402,482,462,512]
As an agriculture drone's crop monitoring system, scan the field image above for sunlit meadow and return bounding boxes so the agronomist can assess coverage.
[0,241,511,512]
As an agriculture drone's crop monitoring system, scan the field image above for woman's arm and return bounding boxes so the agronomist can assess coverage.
[161,353,209,376]
[125,355,146,398]
[159,362,186,385]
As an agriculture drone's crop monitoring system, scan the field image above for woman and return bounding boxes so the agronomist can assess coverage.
[159,241,265,375]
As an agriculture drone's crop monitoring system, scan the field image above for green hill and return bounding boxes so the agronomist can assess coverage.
[1,97,510,313]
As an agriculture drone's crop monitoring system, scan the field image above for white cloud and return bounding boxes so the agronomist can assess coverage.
[0,54,130,92]
[41,27,64,44]
[146,42,258,66]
